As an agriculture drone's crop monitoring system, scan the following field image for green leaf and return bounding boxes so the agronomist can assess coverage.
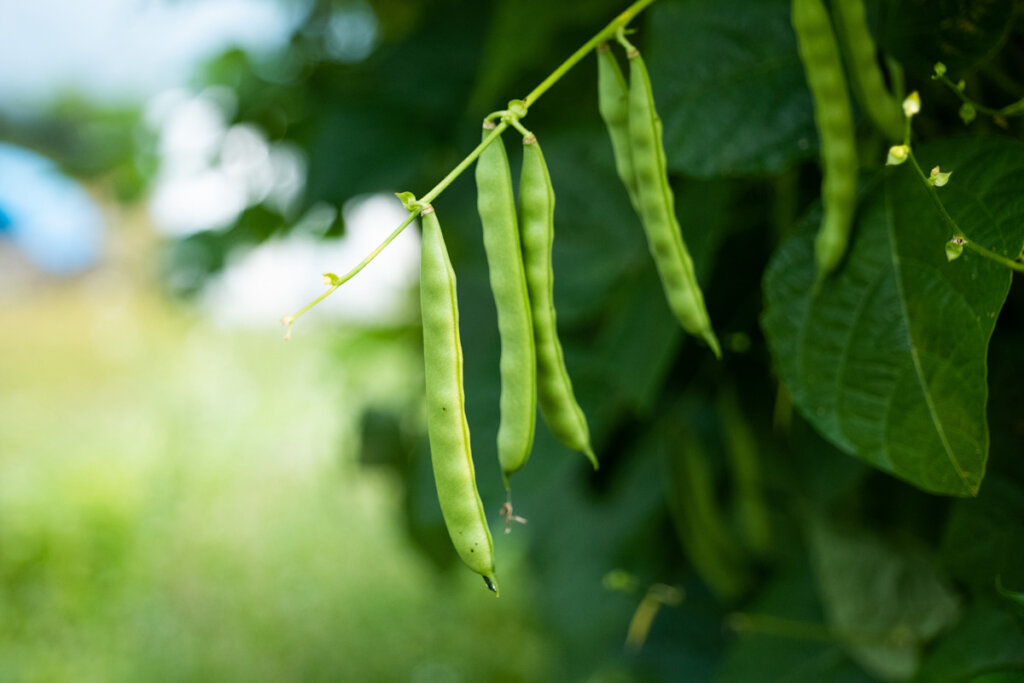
[465,0,622,115]
[718,562,875,683]
[645,0,817,177]
[913,601,1024,683]
[808,519,961,681]
[762,137,1024,496]
[941,477,1024,592]
[996,577,1024,623]
[660,408,752,601]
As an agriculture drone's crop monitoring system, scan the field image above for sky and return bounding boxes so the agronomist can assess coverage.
[0,0,303,107]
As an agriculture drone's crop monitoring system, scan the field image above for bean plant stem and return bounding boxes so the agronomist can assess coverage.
[906,150,1024,273]
[421,122,508,206]
[283,0,661,335]
[522,0,657,108]
[933,73,1024,117]
[727,612,913,648]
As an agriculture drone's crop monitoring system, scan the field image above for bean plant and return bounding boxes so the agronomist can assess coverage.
[202,0,1024,678]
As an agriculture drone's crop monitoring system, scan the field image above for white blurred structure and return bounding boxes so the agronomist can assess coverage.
[0,0,304,107]
[146,87,306,237]
[200,194,421,330]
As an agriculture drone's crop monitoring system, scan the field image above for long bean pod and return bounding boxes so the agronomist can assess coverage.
[597,43,639,210]
[475,122,537,485]
[420,205,498,594]
[832,0,903,142]
[619,35,721,358]
[519,132,598,469]
[792,0,858,277]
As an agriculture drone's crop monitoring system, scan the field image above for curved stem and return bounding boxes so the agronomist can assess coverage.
[522,0,657,108]
[282,208,422,338]
[283,0,662,334]
[615,26,637,54]
[934,73,1024,117]
[907,150,1024,273]
[508,117,532,139]
[962,239,1024,272]
[421,121,508,205]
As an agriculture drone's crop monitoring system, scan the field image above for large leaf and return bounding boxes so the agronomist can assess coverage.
[913,601,1024,683]
[762,137,1024,496]
[808,519,961,681]
[717,561,875,683]
[645,0,817,177]
[940,476,1024,591]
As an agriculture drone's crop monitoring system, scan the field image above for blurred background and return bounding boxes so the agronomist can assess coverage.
[2,0,1024,681]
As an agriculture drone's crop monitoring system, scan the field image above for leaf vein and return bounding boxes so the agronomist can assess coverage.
[884,179,974,494]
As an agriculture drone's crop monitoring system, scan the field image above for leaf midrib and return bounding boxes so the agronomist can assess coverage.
[884,178,976,496]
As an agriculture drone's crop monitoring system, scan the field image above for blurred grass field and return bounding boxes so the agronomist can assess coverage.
[0,274,554,682]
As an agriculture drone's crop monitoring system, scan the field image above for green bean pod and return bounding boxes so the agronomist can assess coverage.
[832,0,903,142]
[792,0,858,277]
[662,427,750,601]
[420,205,498,594]
[623,44,721,358]
[719,387,773,559]
[475,123,537,484]
[597,43,639,210]
[519,133,598,470]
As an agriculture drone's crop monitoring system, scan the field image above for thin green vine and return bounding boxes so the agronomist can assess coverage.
[282,0,659,338]
[888,91,1024,275]
[932,62,1024,123]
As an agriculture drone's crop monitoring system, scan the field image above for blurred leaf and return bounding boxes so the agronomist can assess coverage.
[995,577,1024,624]
[302,103,427,204]
[913,601,1024,683]
[466,0,621,115]
[718,387,774,559]
[808,519,961,681]
[645,0,817,177]
[718,562,875,683]
[762,138,1024,496]
[660,411,752,601]
[358,408,414,466]
[540,127,651,325]
[590,268,683,414]
[940,476,1024,592]
[877,0,1016,77]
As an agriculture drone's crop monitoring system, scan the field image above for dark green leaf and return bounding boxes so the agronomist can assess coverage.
[877,0,1016,77]
[762,137,1024,496]
[465,0,621,115]
[660,408,752,601]
[996,577,1024,623]
[941,476,1024,592]
[913,601,1024,683]
[645,0,817,177]
[717,562,875,683]
[808,519,961,681]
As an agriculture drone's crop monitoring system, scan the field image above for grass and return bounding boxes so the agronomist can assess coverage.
[0,278,554,682]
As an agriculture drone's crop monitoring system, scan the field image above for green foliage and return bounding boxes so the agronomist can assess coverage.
[647,0,818,176]
[0,295,551,681]
[808,519,961,680]
[13,0,1022,679]
[763,138,1024,496]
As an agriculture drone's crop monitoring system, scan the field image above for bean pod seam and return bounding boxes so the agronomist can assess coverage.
[420,204,498,594]
[519,132,598,469]
[622,38,721,358]
[475,122,538,485]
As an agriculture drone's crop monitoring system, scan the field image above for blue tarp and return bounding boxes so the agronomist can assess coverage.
[0,142,105,274]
